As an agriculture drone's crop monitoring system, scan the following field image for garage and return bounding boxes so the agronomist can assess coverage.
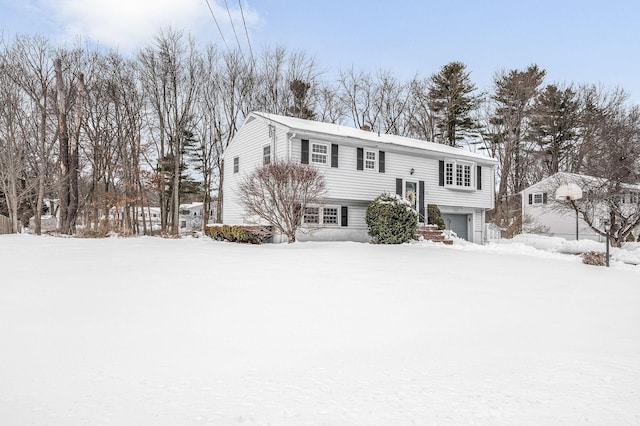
[442,213,469,241]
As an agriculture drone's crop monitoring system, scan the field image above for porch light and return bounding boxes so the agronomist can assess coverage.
[410,168,415,175]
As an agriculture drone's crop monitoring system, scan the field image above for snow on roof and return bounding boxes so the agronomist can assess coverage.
[523,172,640,193]
[251,112,497,164]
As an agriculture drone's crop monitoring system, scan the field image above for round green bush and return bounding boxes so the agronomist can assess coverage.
[427,204,446,230]
[366,193,418,244]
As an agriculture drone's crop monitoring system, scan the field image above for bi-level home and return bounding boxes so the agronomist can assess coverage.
[222,112,498,243]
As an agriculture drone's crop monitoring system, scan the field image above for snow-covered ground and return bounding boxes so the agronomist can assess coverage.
[1,234,639,425]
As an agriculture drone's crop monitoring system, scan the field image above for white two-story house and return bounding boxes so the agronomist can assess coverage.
[222,112,498,243]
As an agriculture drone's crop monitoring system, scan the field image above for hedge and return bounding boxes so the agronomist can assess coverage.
[204,225,271,244]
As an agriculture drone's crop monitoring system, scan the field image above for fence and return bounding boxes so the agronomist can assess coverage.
[484,222,502,242]
[0,215,13,234]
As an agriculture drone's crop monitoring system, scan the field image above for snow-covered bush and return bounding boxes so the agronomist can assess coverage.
[366,193,417,244]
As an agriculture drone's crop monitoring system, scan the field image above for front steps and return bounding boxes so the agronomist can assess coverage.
[416,225,453,245]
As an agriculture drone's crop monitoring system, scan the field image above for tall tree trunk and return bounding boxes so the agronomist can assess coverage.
[55,58,70,234]
[171,136,181,234]
[67,72,86,233]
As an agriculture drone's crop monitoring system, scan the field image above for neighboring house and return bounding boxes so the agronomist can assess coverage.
[179,202,218,230]
[223,112,498,243]
[521,172,640,242]
[136,207,162,231]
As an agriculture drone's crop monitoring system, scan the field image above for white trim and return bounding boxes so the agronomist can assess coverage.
[262,144,271,165]
[302,205,340,226]
[311,142,328,165]
[444,159,475,190]
[364,149,377,171]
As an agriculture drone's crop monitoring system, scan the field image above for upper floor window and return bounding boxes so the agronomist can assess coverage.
[311,143,328,164]
[444,160,473,188]
[263,145,271,165]
[233,156,239,173]
[365,150,376,170]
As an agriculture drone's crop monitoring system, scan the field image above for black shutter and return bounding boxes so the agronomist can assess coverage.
[439,160,445,186]
[379,151,385,173]
[419,180,425,222]
[341,206,348,227]
[528,194,533,205]
[477,166,482,190]
[301,139,309,164]
[331,144,339,168]
[396,178,403,196]
[543,192,548,204]
[357,148,363,170]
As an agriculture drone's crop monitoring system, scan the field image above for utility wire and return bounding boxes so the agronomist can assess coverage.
[203,0,230,51]
[224,0,244,54]
[237,0,255,63]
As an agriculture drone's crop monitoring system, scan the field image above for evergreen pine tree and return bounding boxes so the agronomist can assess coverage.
[427,62,479,146]
[530,84,580,175]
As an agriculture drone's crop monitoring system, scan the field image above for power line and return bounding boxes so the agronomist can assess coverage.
[203,0,230,51]
[237,0,255,63]
[223,0,244,54]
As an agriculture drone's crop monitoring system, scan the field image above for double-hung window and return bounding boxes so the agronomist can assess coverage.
[233,156,239,173]
[263,145,271,165]
[323,207,338,224]
[365,150,376,170]
[303,206,339,226]
[303,207,319,224]
[311,143,328,164]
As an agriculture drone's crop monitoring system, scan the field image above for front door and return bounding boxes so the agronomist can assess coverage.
[405,181,417,210]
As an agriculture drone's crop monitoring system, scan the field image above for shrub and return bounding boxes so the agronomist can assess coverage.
[239,161,325,243]
[365,193,418,244]
[582,251,607,266]
[204,225,270,244]
[427,204,446,230]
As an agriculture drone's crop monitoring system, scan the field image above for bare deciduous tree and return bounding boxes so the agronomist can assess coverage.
[239,161,326,243]
[138,29,202,235]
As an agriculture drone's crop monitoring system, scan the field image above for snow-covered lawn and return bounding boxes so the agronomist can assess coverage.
[1,234,639,425]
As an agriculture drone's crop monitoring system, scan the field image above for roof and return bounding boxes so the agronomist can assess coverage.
[522,172,640,193]
[249,112,498,165]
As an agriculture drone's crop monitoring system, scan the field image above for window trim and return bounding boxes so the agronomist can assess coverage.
[528,192,548,205]
[444,159,475,189]
[311,142,328,165]
[262,145,271,165]
[303,206,320,224]
[364,149,377,171]
[302,205,340,226]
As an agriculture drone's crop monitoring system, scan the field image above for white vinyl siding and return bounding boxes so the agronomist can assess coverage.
[224,113,497,238]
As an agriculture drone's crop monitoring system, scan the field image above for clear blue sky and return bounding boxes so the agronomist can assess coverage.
[2,0,639,101]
